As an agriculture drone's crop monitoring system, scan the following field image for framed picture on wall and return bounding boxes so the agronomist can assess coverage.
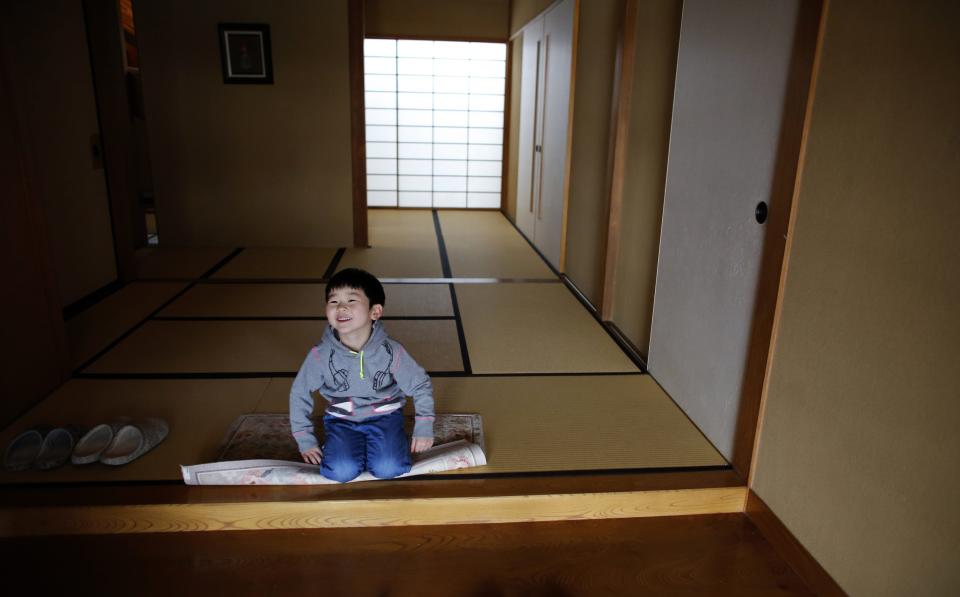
[218,23,273,84]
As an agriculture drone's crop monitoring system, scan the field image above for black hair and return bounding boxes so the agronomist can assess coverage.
[325,268,385,307]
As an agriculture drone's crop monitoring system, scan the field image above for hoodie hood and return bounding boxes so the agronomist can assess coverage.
[323,320,389,355]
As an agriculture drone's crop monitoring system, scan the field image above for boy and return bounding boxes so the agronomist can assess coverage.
[289,268,435,482]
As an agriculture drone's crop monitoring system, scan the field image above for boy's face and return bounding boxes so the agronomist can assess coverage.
[325,286,383,339]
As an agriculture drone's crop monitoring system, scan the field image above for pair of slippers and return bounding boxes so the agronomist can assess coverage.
[3,418,169,471]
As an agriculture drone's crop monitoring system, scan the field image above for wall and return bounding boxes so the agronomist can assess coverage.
[562,0,623,304]
[510,0,623,304]
[3,1,117,306]
[0,34,69,427]
[367,0,508,39]
[136,0,353,248]
[752,1,960,595]
[509,0,555,36]
[609,0,681,355]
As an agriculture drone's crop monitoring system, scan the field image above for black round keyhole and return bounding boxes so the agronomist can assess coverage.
[755,201,768,224]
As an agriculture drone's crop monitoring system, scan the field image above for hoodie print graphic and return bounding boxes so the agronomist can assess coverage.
[372,341,394,391]
[328,351,349,392]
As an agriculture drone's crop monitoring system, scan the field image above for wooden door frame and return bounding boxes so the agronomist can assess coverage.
[731,0,824,477]
[83,0,137,281]
[348,0,368,247]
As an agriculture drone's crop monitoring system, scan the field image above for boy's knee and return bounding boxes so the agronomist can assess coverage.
[368,454,411,480]
[322,457,362,483]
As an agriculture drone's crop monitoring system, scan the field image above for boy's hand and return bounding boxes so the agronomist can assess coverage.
[410,437,434,453]
[301,447,322,465]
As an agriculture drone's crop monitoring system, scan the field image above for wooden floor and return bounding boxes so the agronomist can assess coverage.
[0,514,812,596]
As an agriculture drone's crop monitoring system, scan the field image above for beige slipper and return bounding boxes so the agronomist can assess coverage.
[72,422,129,465]
[100,418,169,466]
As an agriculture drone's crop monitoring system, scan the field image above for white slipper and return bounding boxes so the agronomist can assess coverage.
[100,418,169,466]
[35,426,83,470]
[72,422,127,465]
[3,429,44,471]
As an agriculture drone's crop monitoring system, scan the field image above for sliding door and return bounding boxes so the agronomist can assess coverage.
[648,0,804,459]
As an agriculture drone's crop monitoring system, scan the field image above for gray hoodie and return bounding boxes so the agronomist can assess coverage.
[289,321,435,453]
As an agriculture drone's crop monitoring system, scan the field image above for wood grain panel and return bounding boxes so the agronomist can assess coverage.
[0,514,814,595]
[600,0,638,319]
[349,0,368,247]
[0,487,746,536]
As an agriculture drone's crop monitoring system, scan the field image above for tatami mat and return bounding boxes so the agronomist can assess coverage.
[457,283,638,373]
[67,282,186,368]
[211,248,337,280]
[255,374,725,473]
[438,210,556,279]
[0,378,269,483]
[83,320,463,374]
[430,375,726,472]
[135,247,235,279]
[158,283,453,318]
[338,209,443,277]
[13,210,721,485]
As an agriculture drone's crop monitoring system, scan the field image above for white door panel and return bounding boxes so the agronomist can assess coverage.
[535,0,574,269]
[648,0,801,459]
[516,19,544,241]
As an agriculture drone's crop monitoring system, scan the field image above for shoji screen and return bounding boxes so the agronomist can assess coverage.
[364,39,506,208]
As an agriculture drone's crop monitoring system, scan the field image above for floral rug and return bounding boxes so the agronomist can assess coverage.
[218,413,484,461]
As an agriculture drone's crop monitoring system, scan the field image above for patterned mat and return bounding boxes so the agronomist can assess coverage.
[218,413,484,461]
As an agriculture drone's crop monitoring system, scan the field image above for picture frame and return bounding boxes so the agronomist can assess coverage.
[218,23,273,84]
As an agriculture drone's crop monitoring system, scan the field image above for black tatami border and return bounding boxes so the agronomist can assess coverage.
[71,211,647,379]
[63,279,126,321]
[503,215,649,372]
[74,370,644,381]
[152,316,457,322]
[432,209,473,374]
[72,247,245,375]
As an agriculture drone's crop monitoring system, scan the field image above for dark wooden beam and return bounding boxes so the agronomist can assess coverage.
[348,0,368,247]
[83,0,138,279]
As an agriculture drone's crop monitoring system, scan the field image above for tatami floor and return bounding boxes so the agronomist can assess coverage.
[0,209,727,484]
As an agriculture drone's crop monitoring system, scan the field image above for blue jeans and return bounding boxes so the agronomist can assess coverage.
[321,411,411,483]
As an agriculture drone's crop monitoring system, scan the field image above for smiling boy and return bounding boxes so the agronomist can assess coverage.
[289,268,435,482]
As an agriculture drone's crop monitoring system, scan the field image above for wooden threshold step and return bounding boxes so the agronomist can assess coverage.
[0,469,746,537]
[1,485,746,536]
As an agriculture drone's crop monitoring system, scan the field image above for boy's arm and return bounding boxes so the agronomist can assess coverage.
[391,343,435,439]
[289,347,324,453]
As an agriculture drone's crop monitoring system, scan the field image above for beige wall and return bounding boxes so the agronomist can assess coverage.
[562,0,623,304]
[609,0,681,355]
[367,0,508,39]
[3,1,117,305]
[752,2,960,595]
[510,0,556,36]
[136,0,353,248]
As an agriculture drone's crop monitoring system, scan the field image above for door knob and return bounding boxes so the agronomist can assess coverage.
[755,201,768,224]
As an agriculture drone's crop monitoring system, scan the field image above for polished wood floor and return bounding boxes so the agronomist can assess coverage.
[2,514,812,595]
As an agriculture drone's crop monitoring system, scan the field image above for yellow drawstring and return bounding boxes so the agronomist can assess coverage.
[349,350,366,379]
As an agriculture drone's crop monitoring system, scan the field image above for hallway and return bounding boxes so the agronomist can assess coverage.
[1,209,725,484]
